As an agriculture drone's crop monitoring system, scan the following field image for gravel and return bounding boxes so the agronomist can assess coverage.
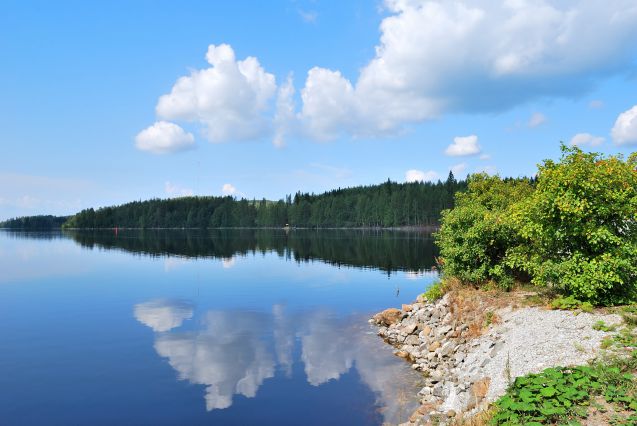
[459,306,623,408]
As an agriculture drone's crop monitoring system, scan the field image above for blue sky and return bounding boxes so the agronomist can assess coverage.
[1,0,637,220]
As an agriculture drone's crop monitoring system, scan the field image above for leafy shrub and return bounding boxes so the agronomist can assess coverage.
[508,146,637,305]
[550,296,593,312]
[422,281,444,301]
[592,320,616,332]
[491,362,637,425]
[435,174,534,289]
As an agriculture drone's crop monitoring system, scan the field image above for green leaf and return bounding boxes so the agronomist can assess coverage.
[540,387,557,397]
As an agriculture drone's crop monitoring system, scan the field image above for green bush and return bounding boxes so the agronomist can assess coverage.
[550,296,593,312]
[437,145,637,306]
[435,174,534,289]
[422,281,444,301]
[508,146,637,305]
[491,360,637,425]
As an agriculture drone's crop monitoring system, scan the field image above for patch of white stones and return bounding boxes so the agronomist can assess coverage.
[370,295,623,425]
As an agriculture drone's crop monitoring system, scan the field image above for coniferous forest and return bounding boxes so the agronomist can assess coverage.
[51,173,466,229]
[0,215,69,229]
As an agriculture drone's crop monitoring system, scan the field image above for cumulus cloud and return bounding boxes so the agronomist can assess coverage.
[165,181,194,198]
[405,169,439,182]
[155,44,277,143]
[445,135,481,157]
[296,0,637,139]
[221,183,238,196]
[570,132,605,147]
[134,299,194,332]
[137,2,637,144]
[611,105,637,145]
[528,112,547,128]
[135,121,195,154]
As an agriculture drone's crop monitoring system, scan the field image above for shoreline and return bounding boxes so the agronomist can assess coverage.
[370,291,623,425]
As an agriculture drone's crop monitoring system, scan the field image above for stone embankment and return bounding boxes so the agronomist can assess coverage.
[370,293,622,425]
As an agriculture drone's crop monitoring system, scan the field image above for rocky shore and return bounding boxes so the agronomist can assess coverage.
[370,293,623,425]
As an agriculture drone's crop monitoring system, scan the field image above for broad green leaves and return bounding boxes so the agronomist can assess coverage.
[437,144,637,304]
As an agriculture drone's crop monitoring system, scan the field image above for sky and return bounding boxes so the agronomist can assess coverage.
[1,0,637,220]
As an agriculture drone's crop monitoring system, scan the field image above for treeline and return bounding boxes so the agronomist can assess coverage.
[63,174,468,229]
[65,229,438,272]
[0,215,69,229]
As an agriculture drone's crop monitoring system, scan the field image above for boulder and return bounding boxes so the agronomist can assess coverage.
[373,308,403,326]
[428,341,441,352]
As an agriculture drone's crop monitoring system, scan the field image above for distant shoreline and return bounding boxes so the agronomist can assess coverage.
[2,225,440,232]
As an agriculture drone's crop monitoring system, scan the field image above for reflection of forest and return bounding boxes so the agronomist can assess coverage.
[63,229,437,272]
[134,300,422,423]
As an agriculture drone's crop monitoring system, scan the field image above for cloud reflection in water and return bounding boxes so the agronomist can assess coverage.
[135,301,421,423]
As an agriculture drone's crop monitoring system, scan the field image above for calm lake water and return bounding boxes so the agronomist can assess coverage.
[0,229,438,425]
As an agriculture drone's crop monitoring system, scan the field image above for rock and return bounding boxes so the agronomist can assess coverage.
[402,304,413,312]
[395,350,410,359]
[418,387,432,396]
[428,341,441,352]
[405,335,420,346]
[439,341,456,357]
[373,308,403,326]
[403,322,418,335]
[434,325,452,338]
[447,410,456,418]
[433,382,445,398]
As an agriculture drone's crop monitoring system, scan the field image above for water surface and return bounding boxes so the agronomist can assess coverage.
[0,229,437,425]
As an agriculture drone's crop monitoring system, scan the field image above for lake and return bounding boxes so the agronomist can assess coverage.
[0,229,438,425]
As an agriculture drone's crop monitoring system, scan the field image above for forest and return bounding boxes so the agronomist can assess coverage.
[59,173,468,229]
[0,215,69,229]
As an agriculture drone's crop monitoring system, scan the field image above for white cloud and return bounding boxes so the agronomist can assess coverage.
[611,105,637,145]
[528,112,547,128]
[165,181,194,198]
[137,2,637,144]
[451,163,467,176]
[134,299,194,332]
[445,135,481,157]
[296,0,637,139]
[155,44,277,143]
[135,121,195,154]
[221,183,238,196]
[479,154,491,161]
[300,67,358,140]
[589,99,604,109]
[570,132,605,147]
[405,169,439,182]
